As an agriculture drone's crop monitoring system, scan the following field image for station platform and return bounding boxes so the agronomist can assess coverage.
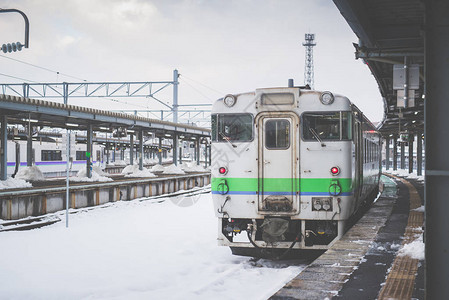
[271,174,425,299]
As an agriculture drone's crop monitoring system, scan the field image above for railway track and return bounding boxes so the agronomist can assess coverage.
[0,215,60,232]
[0,185,211,232]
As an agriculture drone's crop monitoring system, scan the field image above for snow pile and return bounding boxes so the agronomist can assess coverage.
[70,169,113,182]
[413,205,425,212]
[0,194,304,299]
[121,164,137,175]
[92,165,109,176]
[15,166,45,181]
[0,177,32,190]
[122,165,156,178]
[150,164,165,173]
[162,164,186,175]
[398,233,425,260]
[182,162,206,173]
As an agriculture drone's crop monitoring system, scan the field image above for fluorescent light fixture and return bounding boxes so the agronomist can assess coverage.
[127,129,135,133]
[22,118,38,123]
[66,123,78,127]
[99,127,109,131]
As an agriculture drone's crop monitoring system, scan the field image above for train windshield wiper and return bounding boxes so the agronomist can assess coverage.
[219,132,237,148]
[309,128,325,147]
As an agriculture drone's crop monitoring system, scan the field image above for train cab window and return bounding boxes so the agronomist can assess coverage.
[302,112,352,141]
[265,119,290,149]
[211,114,253,142]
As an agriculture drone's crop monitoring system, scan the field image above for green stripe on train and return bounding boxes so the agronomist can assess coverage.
[211,177,352,192]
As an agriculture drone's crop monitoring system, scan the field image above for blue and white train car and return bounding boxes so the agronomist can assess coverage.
[6,140,105,178]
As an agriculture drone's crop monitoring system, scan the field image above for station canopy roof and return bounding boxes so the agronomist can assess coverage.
[333,0,424,137]
[0,94,210,139]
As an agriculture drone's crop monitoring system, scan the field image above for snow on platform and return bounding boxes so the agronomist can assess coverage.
[0,193,304,300]
[0,177,32,190]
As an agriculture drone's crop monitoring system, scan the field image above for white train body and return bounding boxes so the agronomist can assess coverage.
[6,140,105,178]
[211,87,381,253]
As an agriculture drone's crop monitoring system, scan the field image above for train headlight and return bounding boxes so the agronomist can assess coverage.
[322,199,332,211]
[312,197,333,211]
[223,94,236,107]
[320,92,334,105]
[330,166,340,176]
[313,199,322,211]
[218,167,228,175]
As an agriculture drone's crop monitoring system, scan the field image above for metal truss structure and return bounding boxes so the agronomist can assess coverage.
[0,70,212,126]
[303,33,316,89]
[0,81,173,108]
[113,109,211,128]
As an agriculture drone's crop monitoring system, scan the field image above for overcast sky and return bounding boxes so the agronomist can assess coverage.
[0,0,384,123]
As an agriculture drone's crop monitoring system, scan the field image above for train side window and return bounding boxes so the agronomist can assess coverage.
[265,119,290,149]
[41,150,62,161]
[76,151,87,160]
[213,113,253,142]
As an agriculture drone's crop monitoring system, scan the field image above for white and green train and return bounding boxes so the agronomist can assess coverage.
[211,87,381,256]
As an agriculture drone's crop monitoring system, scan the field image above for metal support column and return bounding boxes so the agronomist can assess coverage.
[173,134,178,166]
[400,142,405,169]
[113,142,116,162]
[385,137,390,170]
[408,135,414,173]
[173,69,179,123]
[130,134,134,165]
[426,1,449,297]
[417,133,423,176]
[138,130,143,171]
[158,138,163,165]
[393,136,398,171]
[196,139,200,165]
[0,115,7,180]
[106,143,109,164]
[27,121,33,167]
[86,124,92,178]
[63,82,69,105]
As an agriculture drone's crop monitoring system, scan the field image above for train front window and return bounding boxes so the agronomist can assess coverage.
[302,112,352,141]
[265,119,290,149]
[211,114,253,142]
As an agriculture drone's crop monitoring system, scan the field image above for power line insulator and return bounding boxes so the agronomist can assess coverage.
[1,42,24,53]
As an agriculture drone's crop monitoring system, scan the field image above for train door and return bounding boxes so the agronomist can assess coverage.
[257,113,299,214]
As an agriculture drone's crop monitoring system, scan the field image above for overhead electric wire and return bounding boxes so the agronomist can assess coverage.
[180,79,215,103]
[0,54,88,82]
[179,74,224,96]
[0,72,38,83]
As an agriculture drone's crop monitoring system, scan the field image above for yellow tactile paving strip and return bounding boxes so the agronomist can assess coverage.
[378,175,424,300]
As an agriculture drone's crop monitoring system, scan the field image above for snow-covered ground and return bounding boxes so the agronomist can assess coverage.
[383,168,424,181]
[0,193,304,300]
[0,177,32,190]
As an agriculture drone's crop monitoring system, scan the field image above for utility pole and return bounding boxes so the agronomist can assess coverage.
[303,33,316,89]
